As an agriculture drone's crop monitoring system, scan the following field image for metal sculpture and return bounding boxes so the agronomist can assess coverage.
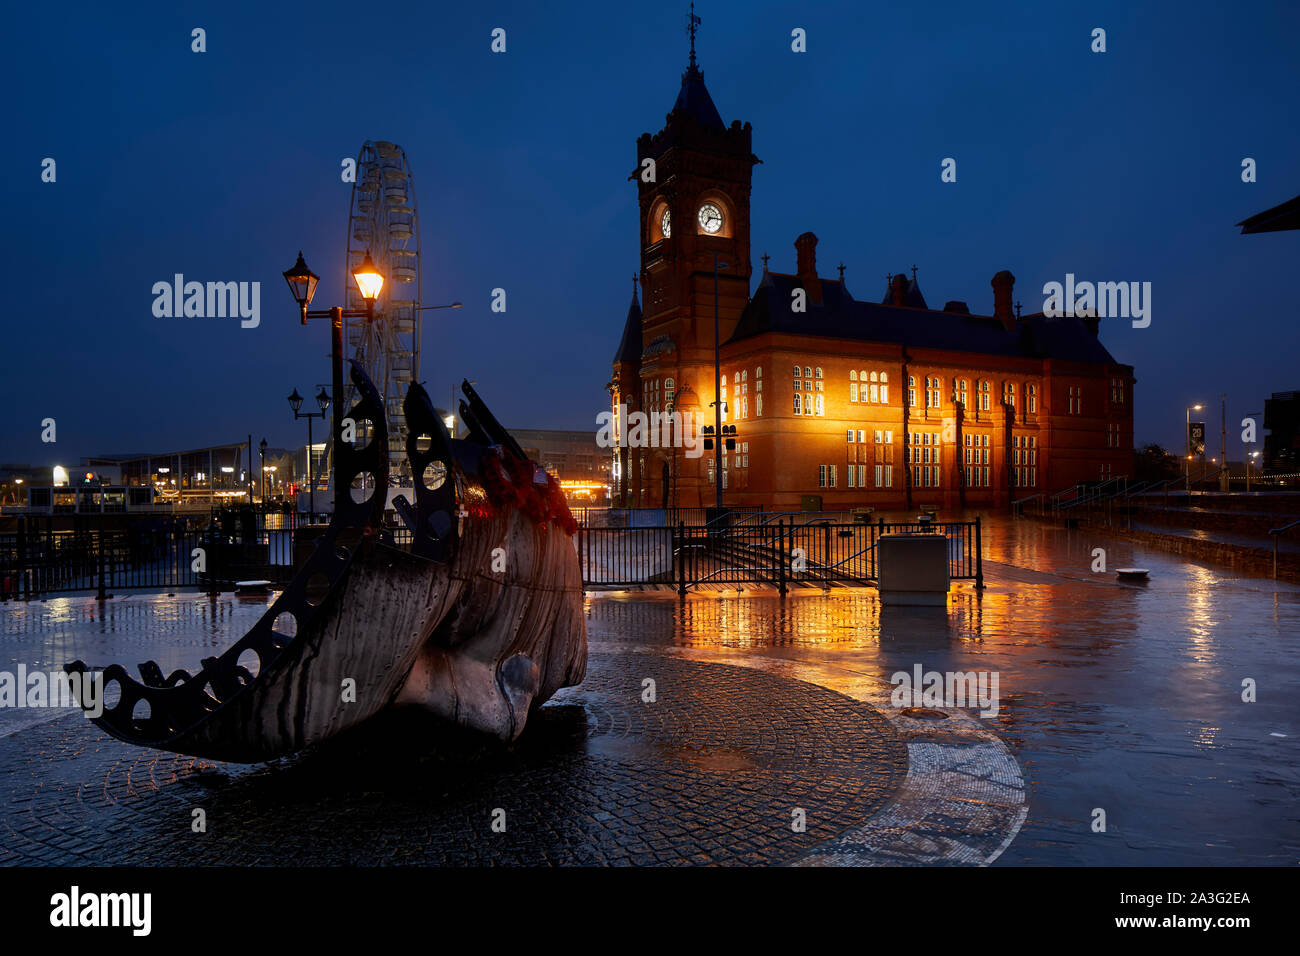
[65,367,587,762]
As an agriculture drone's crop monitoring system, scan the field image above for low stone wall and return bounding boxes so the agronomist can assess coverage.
[1025,515,1300,583]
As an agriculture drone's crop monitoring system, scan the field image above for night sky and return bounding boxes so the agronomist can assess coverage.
[3,0,1297,469]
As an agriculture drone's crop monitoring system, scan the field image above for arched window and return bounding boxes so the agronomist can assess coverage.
[908,375,917,408]
[979,380,991,411]
[926,376,941,408]
[1004,382,1016,407]
[849,369,858,403]
[956,378,968,407]
[849,370,858,381]
[879,372,888,404]
[804,366,812,379]
[1026,383,1037,413]
[803,393,813,415]
[815,394,824,416]
[815,367,823,379]
[664,377,675,406]
[870,371,878,382]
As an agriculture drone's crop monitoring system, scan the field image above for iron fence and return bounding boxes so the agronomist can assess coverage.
[577,517,982,593]
[0,523,298,600]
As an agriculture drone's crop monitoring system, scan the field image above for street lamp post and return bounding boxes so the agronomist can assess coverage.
[258,438,267,507]
[415,302,463,392]
[1185,403,1204,483]
[1244,409,1263,492]
[287,388,330,521]
[712,253,729,512]
[282,250,385,513]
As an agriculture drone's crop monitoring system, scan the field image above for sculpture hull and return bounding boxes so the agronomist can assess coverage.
[65,369,587,763]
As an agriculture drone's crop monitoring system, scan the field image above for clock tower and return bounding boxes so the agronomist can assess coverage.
[626,18,759,507]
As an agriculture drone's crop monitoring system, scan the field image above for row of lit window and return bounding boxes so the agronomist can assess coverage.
[846,464,893,488]
[721,369,762,421]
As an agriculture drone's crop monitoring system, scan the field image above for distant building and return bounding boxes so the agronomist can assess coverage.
[1264,391,1300,472]
[609,40,1134,511]
[512,429,608,485]
[83,443,251,502]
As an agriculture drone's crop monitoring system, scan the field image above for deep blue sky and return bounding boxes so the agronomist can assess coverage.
[3,0,1297,468]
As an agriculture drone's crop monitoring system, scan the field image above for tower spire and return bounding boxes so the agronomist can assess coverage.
[687,2,701,68]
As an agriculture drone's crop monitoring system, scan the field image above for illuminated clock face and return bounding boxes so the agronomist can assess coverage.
[660,207,671,239]
[698,202,722,234]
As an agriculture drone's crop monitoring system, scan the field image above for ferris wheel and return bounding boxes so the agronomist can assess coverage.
[329,140,423,491]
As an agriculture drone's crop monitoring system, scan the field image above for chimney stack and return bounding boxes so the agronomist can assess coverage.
[992,270,1015,330]
[794,232,822,303]
[890,272,909,307]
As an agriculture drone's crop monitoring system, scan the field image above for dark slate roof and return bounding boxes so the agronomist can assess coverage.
[880,277,928,309]
[729,271,1119,364]
[1237,193,1300,234]
[612,289,642,364]
[671,64,725,130]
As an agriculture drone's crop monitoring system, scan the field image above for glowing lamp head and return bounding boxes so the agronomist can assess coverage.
[352,251,384,302]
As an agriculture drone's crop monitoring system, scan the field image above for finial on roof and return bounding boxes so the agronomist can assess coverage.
[911,264,918,282]
[838,262,845,281]
[886,273,892,285]
[761,251,769,272]
[687,3,701,68]
[632,274,639,298]
[1015,300,1023,318]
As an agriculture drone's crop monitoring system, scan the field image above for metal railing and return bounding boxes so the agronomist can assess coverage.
[0,522,298,600]
[1269,518,1300,579]
[576,518,983,594]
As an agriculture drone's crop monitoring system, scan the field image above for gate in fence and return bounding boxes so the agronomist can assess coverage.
[575,517,983,593]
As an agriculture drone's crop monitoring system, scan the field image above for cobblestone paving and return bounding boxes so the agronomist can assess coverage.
[0,652,907,866]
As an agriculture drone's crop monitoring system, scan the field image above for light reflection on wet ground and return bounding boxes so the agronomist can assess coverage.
[2,515,1297,864]
[584,516,1300,865]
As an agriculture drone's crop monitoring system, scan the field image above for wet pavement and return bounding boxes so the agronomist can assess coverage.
[1,515,1297,865]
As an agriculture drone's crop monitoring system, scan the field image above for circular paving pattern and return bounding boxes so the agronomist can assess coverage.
[0,653,907,866]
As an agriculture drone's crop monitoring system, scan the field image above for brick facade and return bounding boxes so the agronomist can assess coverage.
[610,56,1134,511]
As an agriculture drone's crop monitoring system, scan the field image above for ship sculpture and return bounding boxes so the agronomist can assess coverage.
[65,366,588,762]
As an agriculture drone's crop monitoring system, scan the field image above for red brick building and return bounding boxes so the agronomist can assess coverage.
[609,50,1134,511]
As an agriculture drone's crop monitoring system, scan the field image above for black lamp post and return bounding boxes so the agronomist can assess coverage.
[287,387,330,521]
[258,438,267,506]
[712,253,729,511]
[282,249,384,513]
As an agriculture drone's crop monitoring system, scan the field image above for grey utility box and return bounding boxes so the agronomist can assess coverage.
[878,533,950,606]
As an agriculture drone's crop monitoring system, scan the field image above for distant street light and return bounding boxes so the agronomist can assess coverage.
[1185,403,1204,481]
[287,388,328,521]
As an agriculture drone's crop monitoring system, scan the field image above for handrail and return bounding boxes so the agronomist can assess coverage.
[1268,518,1300,579]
